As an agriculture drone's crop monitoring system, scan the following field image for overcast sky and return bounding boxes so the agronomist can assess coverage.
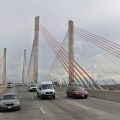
[0,0,120,83]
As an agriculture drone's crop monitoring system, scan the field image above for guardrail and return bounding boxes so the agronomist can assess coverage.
[87,89,120,103]
[101,85,120,90]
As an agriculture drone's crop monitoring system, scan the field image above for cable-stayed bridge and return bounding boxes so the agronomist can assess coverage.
[24,16,120,90]
[0,16,120,120]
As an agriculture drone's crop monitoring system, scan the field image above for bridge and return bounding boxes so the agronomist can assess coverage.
[0,16,120,120]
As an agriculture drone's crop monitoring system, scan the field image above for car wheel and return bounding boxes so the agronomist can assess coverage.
[17,106,20,110]
[84,95,88,99]
[67,93,69,97]
[53,95,55,99]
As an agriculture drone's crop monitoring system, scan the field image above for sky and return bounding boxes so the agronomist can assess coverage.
[0,0,120,83]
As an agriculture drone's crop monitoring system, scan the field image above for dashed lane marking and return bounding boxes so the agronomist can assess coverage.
[40,107,46,114]
[76,104,90,110]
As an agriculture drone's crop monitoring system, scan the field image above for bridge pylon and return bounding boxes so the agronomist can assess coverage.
[68,20,74,85]
[33,16,39,82]
[2,48,7,84]
[21,49,26,84]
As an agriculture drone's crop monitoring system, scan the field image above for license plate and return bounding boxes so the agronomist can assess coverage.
[8,106,12,109]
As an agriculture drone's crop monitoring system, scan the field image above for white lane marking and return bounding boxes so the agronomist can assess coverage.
[76,104,90,110]
[40,107,46,114]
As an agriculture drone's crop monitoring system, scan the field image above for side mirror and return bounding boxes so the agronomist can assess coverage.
[39,87,41,90]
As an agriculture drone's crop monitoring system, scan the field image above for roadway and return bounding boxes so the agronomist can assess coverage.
[0,86,120,120]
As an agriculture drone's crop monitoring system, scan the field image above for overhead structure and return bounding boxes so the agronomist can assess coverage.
[27,16,39,83]
[21,49,26,84]
[33,16,39,82]
[68,20,74,85]
[2,48,7,84]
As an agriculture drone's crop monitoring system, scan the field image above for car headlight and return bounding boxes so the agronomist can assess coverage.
[0,103,4,106]
[15,102,20,106]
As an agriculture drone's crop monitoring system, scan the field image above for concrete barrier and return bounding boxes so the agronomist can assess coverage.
[88,89,120,103]
[101,85,120,90]
[0,85,6,93]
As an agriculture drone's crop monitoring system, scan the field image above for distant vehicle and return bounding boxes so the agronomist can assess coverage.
[28,83,37,92]
[18,82,23,87]
[37,81,55,99]
[7,82,13,88]
[66,85,88,99]
[0,93,21,111]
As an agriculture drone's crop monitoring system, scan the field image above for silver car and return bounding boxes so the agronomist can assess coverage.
[0,93,21,111]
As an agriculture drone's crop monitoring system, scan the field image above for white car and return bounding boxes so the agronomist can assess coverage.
[37,81,55,99]
[7,82,13,88]
[28,83,37,92]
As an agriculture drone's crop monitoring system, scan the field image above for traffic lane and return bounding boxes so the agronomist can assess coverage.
[16,87,90,120]
[1,87,120,120]
[48,96,119,120]
[63,96,120,116]
[18,87,78,120]
[26,88,120,120]
[0,87,46,120]
[77,97,120,115]
[55,89,120,115]
[0,87,15,97]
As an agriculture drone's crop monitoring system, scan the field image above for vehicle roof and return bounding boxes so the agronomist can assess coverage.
[4,93,17,96]
[68,85,84,88]
[38,81,53,84]
[30,83,37,85]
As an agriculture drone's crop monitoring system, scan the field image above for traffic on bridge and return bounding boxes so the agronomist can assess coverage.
[0,0,120,120]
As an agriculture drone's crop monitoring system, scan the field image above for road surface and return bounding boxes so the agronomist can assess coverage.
[0,86,120,120]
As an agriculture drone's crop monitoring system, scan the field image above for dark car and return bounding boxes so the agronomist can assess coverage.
[66,85,88,99]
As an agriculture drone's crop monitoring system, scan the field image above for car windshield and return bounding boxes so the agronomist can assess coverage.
[72,86,85,91]
[42,84,53,90]
[3,95,17,100]
[30,85,36,87]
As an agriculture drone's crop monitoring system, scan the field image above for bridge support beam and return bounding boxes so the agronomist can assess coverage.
[21,49,26,84]
[2,48,7,84]
[33,16,39,82]
[68,20,74,85]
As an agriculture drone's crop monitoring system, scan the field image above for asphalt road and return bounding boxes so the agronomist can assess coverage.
[0,86,120,120]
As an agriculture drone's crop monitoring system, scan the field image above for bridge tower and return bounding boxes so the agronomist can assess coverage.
[2,48,7,84]
[68,20,74,85]
[21,49,26,84]
[33,16,39,82]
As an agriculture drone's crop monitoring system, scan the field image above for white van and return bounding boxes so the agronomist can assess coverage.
[36,81,55,99]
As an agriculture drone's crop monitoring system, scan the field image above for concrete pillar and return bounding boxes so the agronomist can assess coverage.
[33,16,39,82]
[21,49,26,84]
[2,48,7,84]
[68,20,74,85]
